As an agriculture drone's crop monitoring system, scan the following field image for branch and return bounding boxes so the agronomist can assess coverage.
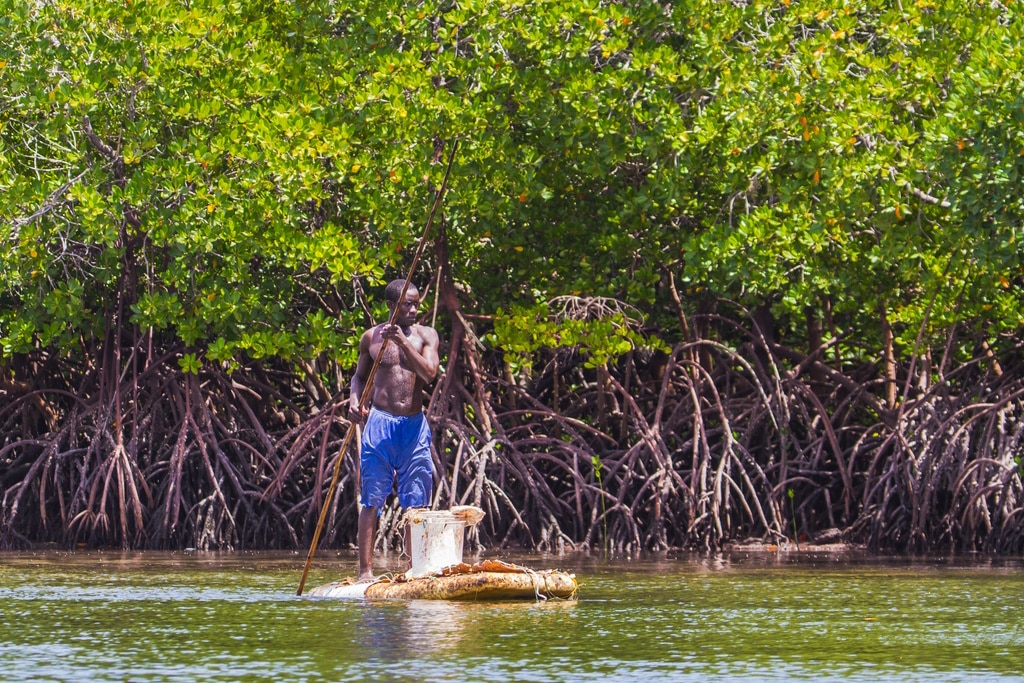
[82,116,116,160]
[7,168,90,242]
[905,183,951,208]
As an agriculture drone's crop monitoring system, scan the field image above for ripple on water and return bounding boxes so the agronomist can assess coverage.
[1,551,1023,682]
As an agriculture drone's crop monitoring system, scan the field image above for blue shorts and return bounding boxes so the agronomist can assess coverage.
[360,408,434,513]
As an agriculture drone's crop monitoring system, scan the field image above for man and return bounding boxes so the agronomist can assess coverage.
[349,279,440,582]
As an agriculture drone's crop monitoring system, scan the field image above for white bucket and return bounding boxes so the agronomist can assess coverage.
[405,507,485,579]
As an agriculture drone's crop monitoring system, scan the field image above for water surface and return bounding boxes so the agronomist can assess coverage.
[1,549,1022,682]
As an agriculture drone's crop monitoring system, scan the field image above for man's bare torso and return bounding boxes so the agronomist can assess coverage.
[365,323,432,416]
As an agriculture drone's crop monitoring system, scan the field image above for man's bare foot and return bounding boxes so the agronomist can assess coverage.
[356,572,376,584]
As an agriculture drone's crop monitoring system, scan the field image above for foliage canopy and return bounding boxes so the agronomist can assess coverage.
[2,0,1023,369]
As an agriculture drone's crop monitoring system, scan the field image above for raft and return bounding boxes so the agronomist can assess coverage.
[305,506,577,601]
[306,559,578,601]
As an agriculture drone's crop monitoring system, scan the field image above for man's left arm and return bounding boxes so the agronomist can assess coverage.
[408,327,440,383]
[385,325,440,383]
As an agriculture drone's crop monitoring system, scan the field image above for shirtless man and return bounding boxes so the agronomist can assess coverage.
[348,279,440,582]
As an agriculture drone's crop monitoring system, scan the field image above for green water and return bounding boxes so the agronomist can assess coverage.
[0,550,1022,682]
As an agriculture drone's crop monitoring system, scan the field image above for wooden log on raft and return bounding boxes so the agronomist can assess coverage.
[307,560,578,601]
[365,571,577,600]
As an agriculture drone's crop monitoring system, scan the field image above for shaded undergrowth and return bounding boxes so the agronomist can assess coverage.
[2,309,1022,554]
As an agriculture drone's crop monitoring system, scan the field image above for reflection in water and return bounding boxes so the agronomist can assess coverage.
[355,600,470,660]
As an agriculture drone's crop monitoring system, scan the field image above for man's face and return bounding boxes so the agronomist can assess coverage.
[393,288,420,326]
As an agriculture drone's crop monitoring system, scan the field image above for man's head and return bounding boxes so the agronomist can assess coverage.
[385,279,420,326]
[384,279,412,306]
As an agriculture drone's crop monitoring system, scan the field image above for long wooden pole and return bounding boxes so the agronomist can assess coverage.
[296,140,458,595]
